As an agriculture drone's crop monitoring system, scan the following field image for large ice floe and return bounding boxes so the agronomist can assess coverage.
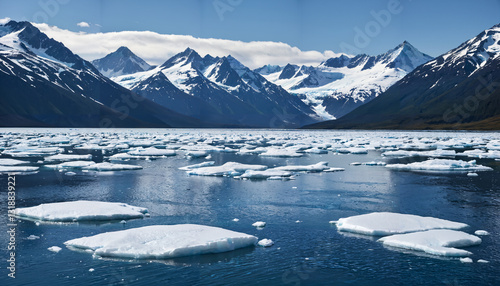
[44,154,93,162]
[64,224,257,259]
[82,162,143,171]
[186,162,267,176]
[378,229,481,257]
[336,212,468,236]
[0,158,31,166]
[15,201,149,222]
[385,159,492,173]
[335,212,480,257]
[0,165,39,173]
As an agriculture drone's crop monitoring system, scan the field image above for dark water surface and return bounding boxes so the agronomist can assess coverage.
[0,129,499,286]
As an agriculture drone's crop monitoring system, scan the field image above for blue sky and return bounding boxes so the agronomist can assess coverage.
[1,0,499,57]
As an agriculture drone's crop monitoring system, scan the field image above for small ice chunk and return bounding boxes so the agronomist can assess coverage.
[336,212,468,236]
[27,235,40,240]
[467,173,478,177]
[64,224,257,259]
[88,268,95,272]
[15,201,149,222]
[350,162,362,166]
[329,221,337,224]
[65,172,76,176]
[474,230,489,236]
[252,221,266,228]
[232,218,240,222]
[460,257,473,263]
[477,259,489,263]
[379,229,481,257]
[258,239,274,247]
[48,246,62,253]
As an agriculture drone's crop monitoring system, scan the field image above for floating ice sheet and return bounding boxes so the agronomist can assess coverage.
[336,212,468,236]
[15,200,149,222]
[378,229,481,257]
[64,224,257,259]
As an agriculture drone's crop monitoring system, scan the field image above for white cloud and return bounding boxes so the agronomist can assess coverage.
[0,17,11,25]
[34,23,343,69]
[76,22,90,28]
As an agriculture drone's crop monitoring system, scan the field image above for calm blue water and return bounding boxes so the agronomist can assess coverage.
[0,129,499,286]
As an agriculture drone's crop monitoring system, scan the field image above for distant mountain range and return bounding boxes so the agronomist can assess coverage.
[305,23,500,130]
[1,19,499,130]
[110,48,318,128]
[256,41,433,119]
[0,21,201,127]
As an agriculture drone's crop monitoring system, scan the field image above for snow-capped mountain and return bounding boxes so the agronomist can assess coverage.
[113,48,318,128]
[0,20,201,127]
[92,46,153,78]
[259,41,433,119]
[307,24,500,130]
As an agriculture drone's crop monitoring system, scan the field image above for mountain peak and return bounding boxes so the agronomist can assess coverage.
[115,46,133,56]
[92,46,152,77]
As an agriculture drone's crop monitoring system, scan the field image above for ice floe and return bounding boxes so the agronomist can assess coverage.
[0,165,39,173]
[240,169,293,179]
[386,159,492,173]
[474,230,489,236]
[44,154,92,162]
[128,147,176,157]
[178,161,215,171]
[336,212,468,236]
[0,158,31,166]
[187,162,267,177]
[252,221,266,228]
[48,246,62,253]
[82,162,143,171]
[379,229,481,257]
[258,239,274,247]
[64,224,257,259]
[15,201,149,222]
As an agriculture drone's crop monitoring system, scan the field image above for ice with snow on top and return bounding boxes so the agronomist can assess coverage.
[240,169,293,179]
[82,162,143,171]
[0,158,31,166]
[459,258,473,263]
[185,150,209,158]
[274,162,330,172]
[44,160,96,170]
[48,246,62,253]
[258,239,274,247]
[379,229,481,257]
[337,147,368,154]
[324,167,345,172]
[336,212,468,236]
[382,150,456,158]
[44,154,92,162]
[64,224,257,259]
[252,221,266,228]
[386,159,492,172]
[15,200,148,222]
[474,230,489,236]
[187,162,267,177]
[128,147,176,156]
[259,148,303,157]
[0,165,39,173]
[477,259,489,263]
[178,161,215,171]
[467,172,478,177]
